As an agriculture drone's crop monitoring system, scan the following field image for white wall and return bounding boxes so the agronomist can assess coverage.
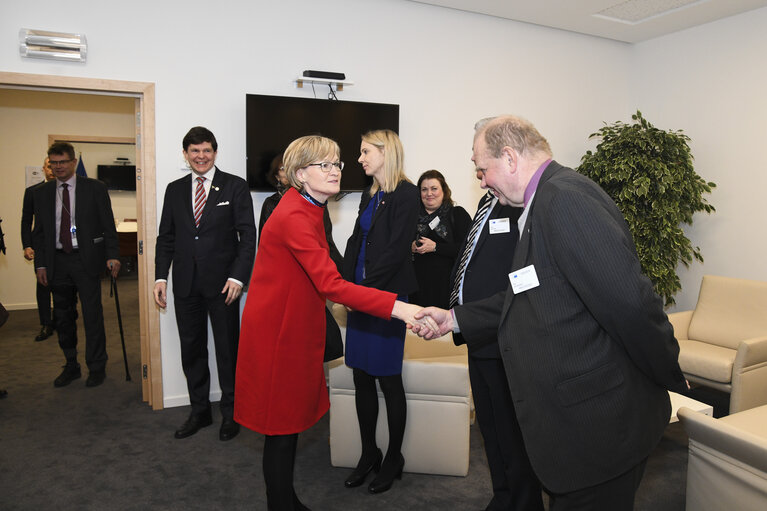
[632,8,767,311]
[8,0,758,407]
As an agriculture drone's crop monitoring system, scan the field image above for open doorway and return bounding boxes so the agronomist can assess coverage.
[0,71,162,409]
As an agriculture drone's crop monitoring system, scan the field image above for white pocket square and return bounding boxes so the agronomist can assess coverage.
[216,201,230,206]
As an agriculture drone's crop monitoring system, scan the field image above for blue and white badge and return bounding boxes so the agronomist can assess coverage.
[509,265,540,294]
[428,216,441,230]
[70,226,77,239]
[489,218,510,234]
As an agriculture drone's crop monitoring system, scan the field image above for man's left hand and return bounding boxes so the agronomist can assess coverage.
[222,280,243,306]
[107,259,121,279]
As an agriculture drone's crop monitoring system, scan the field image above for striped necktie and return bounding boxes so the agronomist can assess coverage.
[449,191,494,308]
[193,176,206,228]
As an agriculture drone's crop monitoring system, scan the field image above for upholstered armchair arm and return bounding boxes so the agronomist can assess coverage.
[668,310,694,340]
[678,406,767,473]
[730,336,767,413]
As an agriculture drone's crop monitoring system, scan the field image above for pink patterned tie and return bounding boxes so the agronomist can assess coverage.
[193,176,206,228]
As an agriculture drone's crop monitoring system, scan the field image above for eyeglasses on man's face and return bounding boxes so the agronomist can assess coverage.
[305,161,344,172]
[49,159,74,166]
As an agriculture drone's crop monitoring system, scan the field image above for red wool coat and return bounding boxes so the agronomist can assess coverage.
[234,188,396,435]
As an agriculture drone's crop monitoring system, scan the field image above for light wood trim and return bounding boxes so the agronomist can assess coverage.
[136,84,163,410]
[49,134,135,146]
[0,72,148,94]
[1,71,163,410]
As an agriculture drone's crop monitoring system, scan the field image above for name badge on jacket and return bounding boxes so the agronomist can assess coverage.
[489,218,510,234]
[509,265,540,294]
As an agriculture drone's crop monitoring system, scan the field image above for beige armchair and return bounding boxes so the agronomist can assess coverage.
[669,275,767,414]
[327,304,472,476]
[678,405,767,511]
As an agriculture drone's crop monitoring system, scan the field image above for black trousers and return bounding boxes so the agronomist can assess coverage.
[469,355,543,511]
[546,458,648,511]
[51,250,108,371]
[173,268,240,419]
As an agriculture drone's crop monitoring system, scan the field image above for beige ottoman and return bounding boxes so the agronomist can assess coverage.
[327,304,471,476]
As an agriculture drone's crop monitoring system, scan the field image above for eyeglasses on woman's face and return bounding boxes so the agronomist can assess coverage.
[304,161,344,173]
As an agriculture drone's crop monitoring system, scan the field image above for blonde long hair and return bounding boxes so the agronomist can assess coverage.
[362,129,410,195]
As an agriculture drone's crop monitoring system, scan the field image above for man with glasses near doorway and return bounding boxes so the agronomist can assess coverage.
[32,142,121,388]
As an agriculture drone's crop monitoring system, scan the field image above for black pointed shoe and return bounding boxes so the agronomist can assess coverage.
[344,448,383,488]
[219,418,240,441]
[54,363,81,387]
[35,325,54,342]
[368,453,404,494]
[174,410,213,439]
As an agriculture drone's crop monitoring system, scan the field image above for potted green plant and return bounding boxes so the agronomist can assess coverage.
[578,111,716,306]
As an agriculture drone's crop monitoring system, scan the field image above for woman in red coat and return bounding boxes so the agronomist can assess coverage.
[235,135,421,511]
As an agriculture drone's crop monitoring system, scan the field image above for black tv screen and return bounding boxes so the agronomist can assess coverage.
[97,165,136,191]
[246,94,399,192]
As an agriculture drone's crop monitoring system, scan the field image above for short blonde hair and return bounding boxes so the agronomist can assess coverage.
[478,115,552,159]
[361,129,410,195]
[283,135,340,192]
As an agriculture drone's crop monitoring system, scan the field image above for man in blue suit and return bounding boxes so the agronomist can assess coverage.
[415,115,688,510]
[154,126,256,442]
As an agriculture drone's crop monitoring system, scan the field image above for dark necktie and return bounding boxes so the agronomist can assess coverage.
[59,183,73,253]
[449,191,493,308]
[193,176,206,228]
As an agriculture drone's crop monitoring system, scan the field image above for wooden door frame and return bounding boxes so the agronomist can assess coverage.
[0,71,163,409]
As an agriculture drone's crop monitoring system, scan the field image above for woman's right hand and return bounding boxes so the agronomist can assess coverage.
[391,300,438,332]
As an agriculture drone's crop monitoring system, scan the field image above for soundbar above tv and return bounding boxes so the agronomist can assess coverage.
[246,94,400,192]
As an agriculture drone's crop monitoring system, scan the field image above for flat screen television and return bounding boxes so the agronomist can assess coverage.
[97,165,136,191]
[246,94,399,192]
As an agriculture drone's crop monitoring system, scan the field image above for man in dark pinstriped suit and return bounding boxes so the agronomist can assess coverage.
[414,115,688,510]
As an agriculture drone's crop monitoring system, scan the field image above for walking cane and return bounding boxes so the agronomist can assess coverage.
[110,274,132,381]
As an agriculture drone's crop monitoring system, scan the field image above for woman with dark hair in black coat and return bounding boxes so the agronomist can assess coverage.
[409,170,471,308]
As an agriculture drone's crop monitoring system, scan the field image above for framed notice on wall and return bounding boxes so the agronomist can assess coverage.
[25,165,44,188]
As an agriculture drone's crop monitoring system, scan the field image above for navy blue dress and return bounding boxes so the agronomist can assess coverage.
[344,191,406,376]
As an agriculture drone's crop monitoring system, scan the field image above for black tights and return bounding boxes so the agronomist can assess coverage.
[352,368,406,473]
[262,434,309,511]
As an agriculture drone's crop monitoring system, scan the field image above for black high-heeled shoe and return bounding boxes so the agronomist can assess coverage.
[367,453,404,494]
[344,448,383,488]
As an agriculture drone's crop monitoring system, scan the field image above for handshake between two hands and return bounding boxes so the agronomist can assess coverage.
[391,301,454,340]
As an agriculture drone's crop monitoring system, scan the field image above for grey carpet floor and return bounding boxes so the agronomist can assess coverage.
[1,278,709,510]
